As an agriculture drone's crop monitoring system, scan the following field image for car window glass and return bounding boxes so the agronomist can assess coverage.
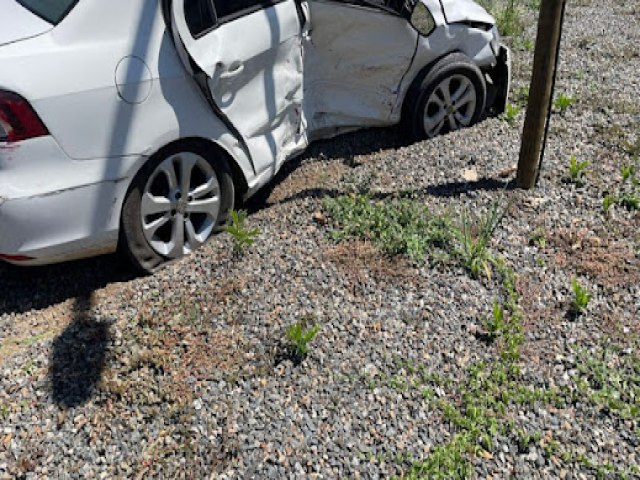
[17,0,79,25]
[212,0,267,20]
[185,0,217,37]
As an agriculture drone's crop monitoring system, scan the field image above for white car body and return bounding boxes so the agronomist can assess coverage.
[0,0,510,267]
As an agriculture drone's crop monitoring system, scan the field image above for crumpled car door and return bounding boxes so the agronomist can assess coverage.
[304,0,418,139]
[171,0,308,174]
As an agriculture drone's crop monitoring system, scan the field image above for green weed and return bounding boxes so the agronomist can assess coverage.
[570,279,592,316]
[285,320,321,360]
[483,302,507,340]
[504,102,521,125]
[224,210,260,257]
[567,154,589,186]
[553,93,577,112]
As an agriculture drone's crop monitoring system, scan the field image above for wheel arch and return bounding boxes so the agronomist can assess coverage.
[118,135,240,273]
[400,50,468,127]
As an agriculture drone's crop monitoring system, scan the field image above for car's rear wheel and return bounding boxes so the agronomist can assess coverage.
[120,141,234,273]
[406,53,487,140]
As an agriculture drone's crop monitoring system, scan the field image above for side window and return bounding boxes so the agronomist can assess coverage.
[212,0,266,21]
[184,0,217,37]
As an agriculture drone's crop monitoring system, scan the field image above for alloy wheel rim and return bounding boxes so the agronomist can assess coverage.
[423,74,477,138]
[141,152,220,258]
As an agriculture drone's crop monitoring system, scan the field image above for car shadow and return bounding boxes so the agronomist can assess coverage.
[0,254,133,316]
[50,292,112,409]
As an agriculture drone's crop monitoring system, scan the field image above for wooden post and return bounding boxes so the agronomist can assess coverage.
[517,0,567,189]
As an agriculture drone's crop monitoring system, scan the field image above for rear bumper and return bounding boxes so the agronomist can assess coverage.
[0,136,143,265]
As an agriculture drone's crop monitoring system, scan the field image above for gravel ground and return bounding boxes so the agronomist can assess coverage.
[1,1,639,478]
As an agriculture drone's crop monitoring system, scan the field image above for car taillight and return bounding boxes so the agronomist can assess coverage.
[0,254,34,262]
[0,90,49,143]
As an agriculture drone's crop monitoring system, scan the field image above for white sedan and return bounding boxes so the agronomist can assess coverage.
[0,0,510,272]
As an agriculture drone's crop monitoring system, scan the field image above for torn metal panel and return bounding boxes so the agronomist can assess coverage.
[304,0,418,140]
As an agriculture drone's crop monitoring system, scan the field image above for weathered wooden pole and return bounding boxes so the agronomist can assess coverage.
[517,0,567,189]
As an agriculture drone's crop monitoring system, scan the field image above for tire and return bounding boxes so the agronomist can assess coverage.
[120,140,235,274]
[404,53,487,141]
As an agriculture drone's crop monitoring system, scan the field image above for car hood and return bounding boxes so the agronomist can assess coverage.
[439,0,495,26]
[0,0,52,47]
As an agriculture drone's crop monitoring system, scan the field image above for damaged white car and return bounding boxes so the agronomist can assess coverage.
[0,0,510,272]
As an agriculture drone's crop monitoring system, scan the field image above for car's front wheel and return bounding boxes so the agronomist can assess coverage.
[406,53,487,140]
[120,141,234,273]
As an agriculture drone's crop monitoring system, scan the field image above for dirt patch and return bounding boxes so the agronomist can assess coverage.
[550,228,640,288]
[266,159,347,204]
[323,240,415,289]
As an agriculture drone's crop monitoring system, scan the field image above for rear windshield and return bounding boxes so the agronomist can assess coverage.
[17,0,79,25]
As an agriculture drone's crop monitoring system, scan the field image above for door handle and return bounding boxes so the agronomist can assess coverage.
[219,62,245,80]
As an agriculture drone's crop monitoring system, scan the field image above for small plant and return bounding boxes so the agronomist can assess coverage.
[503,102,521,125]
[528,226,547,248]
[567,154,589,186]
[570,279,592,316]
[224,210,260,257]
[553,93,577,112]
[285,319,321,362]
[457,201,507,280]
[483,302,507,340]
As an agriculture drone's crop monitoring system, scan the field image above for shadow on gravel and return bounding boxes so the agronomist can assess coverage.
[246,127,410,212]
[269,177,517,206]
[50,292,111,409]
[244,126,517,212]
[0,254,134,316]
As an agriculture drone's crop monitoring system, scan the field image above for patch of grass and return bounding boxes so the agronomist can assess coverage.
[553,93,577,112]
[566,154,589,186]
[573,343,640,421]
[503,102,521,125]
[570,279,592,316]
[457,201,508,280]
[325,194,507,279]
[496,0,524,37]
[324,194,456,263]
[405,434,473,480]
[224,210,260,257]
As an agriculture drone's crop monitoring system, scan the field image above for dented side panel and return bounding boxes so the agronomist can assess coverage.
[172,0,308,175]
[304,0,418,139]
